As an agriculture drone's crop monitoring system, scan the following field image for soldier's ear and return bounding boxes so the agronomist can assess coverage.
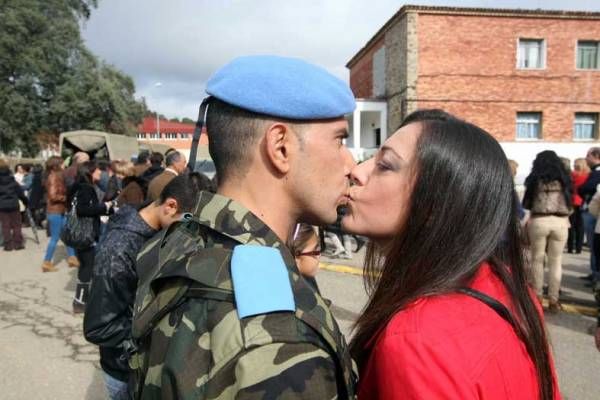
[263,122,293,175]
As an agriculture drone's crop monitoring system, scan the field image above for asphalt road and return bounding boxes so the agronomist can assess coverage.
[0,228,599,399]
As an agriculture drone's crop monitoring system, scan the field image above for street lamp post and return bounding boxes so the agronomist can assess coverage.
[155,82,162,138]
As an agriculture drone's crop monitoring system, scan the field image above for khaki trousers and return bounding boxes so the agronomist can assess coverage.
[527,215,569,302]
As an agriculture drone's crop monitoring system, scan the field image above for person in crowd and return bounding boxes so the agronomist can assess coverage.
[13,164,25,187]
[0,159,28,251]
[342,110,560,400]
[133,150,150,177]
[289,223,321,279]
[96,159,111,194]
[103,160,123,202]
[21,164,33,192]
[42,156,79,272]
[508,159,527,223]
[19,164,33,227]
[523,150,572,313]
[140,152,164,183]
[146,151,187,201]
[569,158,590,254]
[116,162,147,207]
[579,147,600,282]
[130,55,357,398]
[189,171,216,193]
[27,164,45,228]
[69,161,116,313]
[64,151,90,189]
[84,175,200,400]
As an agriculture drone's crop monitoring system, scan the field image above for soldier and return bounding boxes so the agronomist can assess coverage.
[130,55,358,399]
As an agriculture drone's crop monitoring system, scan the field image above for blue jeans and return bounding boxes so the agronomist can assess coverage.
[44,213,75,262]
[582,211,598,278]
[103,372,129,400]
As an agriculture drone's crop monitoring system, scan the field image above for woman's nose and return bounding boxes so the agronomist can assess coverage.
[350,158,373,186]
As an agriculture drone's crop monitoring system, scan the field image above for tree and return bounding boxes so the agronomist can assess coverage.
[181,117,195,124]
[169,117,181,123]
[0,0,145,156]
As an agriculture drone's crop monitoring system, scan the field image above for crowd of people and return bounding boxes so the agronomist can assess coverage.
[4,54,600,400]
[0,150,216,315]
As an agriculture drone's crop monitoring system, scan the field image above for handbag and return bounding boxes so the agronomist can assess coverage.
[60,195,95,249]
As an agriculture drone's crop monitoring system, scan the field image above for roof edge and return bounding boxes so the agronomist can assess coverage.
[346,4,600,68]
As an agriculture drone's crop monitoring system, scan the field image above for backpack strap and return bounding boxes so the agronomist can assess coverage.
[458,287,524,341]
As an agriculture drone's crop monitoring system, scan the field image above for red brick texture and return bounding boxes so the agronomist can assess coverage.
[349,37,384,99]
[416,14,600,142]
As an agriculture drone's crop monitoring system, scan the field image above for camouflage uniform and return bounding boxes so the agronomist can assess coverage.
[131,191,357,399]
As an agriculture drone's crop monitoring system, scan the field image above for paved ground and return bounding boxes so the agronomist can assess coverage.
[0,228,599,399]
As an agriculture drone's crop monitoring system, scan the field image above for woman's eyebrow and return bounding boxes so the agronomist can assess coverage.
[380,145,404,162]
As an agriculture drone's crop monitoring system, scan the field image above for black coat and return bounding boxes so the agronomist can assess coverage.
[83,205,158,381]
[69,182,110,241]
[0,169,28,212]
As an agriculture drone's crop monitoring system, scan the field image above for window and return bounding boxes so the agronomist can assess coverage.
[136,133,146,139]
[577,41,600,69]
[516,112,542,139]
[150,133,160,139]
[517,39,545,69]
[180,133,189,139]
[165,133,177,139]
[574,113,598,140]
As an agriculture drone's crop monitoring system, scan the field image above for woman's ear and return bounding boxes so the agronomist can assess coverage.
[263,122,294,174]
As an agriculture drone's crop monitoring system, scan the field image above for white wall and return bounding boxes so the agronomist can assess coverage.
[500,141,595,184]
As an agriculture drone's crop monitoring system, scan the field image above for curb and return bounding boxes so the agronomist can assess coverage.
[319,262,364,276]
[319,262,599,318]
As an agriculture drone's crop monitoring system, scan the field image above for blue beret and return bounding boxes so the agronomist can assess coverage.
[206,55,356,120]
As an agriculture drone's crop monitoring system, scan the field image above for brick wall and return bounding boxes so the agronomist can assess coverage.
[416,13,600,142]
[349,37,385,99]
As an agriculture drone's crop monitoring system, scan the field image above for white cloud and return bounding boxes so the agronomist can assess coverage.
[82,0,600,119]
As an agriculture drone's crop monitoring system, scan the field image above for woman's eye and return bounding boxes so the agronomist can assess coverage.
[376,162,390,171]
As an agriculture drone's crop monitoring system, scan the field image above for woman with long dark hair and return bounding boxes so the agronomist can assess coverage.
[343,110,560,399]
[69,160,115,313]
[523,151,572,313]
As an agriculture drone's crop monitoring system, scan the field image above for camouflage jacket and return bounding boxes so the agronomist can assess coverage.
[131,191,357,399]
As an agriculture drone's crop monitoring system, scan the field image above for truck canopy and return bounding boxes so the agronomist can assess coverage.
[59,130,139,161]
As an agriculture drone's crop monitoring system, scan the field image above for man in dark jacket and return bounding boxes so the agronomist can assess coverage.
[579,147,600,282]
[83,175,199,400]
[0,159,29,251]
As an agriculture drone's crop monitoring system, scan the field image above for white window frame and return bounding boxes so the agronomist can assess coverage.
[576,40,600,70]
[516,112,542,140]
[180,133,189,139]
[517,38,546,70]
[165,132,178,140]
[573,113,598,141]
[149,133,160,140]
[136,133,146,139]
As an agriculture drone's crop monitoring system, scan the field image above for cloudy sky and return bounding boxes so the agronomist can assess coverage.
[82,0,600,120]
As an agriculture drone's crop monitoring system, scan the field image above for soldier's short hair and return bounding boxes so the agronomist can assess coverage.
[150,152,164,167]
[206,98,306,181]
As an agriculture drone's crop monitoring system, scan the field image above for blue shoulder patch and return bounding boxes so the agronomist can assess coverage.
[231,245,296,319]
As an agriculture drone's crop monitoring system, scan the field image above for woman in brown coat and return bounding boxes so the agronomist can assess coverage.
[42,156,79,272]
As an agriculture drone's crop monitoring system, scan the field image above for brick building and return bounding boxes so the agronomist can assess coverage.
[346,5,600,181]
[136,116,208,159]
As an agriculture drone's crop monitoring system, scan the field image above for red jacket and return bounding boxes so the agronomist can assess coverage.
[572,171,589,207]
[357,264,561,400]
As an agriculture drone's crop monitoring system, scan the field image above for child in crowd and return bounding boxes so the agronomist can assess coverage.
[289,223,321,278]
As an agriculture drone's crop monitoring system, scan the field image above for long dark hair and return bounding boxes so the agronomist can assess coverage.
[523,150,572,209]
[350,110,555,400]
[76,160,97,185]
